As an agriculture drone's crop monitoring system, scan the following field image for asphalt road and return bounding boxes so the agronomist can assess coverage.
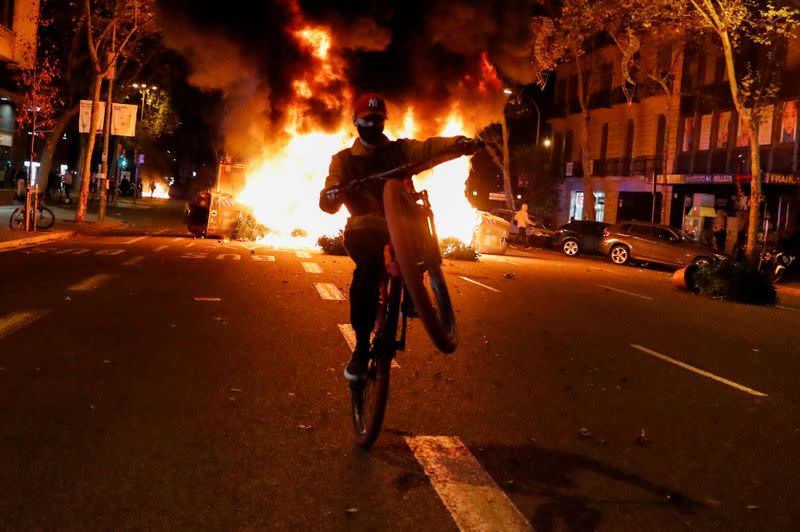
[1,218,799,530]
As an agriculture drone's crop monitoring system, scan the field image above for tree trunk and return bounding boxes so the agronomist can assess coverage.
[501,114,514,210]
[746,120,762,259]
[37,104,80,200]
[576,65,596,221]
[75,75,103,222]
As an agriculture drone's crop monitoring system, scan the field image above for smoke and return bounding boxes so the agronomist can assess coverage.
[158,0,538,158]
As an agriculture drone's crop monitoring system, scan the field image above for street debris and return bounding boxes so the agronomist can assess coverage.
[747,505,760,511]
[65,296,71,301]
[635,428,649,446]
[230,388,242,393]
[103,359,111,365]
[194,297,222,302]
[297,424,314,431]
[503,272,516,280]
[578,427,592,438]
[345,506,358,516]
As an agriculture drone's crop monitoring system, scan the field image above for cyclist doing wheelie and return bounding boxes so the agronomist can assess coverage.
[319,93,482,382]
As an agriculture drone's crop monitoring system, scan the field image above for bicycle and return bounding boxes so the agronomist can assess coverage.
[340,144,476,447]
[9,198,55,230]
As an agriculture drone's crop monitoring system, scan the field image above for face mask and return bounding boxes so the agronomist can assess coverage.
[356,116,385,145]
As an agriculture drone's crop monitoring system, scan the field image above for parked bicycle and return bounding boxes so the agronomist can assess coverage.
[339,144,475,447]
[8,189,55,230]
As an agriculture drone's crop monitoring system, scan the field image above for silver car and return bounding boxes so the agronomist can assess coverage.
[600,221,722,268]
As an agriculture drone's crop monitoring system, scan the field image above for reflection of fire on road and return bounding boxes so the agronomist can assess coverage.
[228,11,505,249]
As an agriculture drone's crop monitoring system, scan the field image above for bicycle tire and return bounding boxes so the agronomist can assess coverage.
[350,274,400,448]
[9,208,25,230]
[383,179,458,353]
[37,207,55,229]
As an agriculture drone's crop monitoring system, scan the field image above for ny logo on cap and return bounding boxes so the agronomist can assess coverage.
[368,98,380,108]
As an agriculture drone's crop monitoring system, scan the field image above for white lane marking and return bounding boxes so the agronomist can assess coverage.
[55,248,90,255]
[122,256,144,266]
[186,242,196,248]
[194,297,222,302]
[315,283,345,301]
[95,249,126,256]
[598,284,654,301]
[302,262,323,273]
[172,237,183,242]
[295,251,312,259]
[182,253,207,259]
[154,245,168,252]
[68,274,113,292]
[251,255,275,262]
[0,310,48,340]
[406,436,533,532]
[777,305,800,312]
[121,229,166,245]
[631,344,768,398]
[216,254,241,261]
[457,276,501,293]
[338,324,400,368]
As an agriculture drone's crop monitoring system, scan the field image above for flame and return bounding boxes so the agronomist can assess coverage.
[235,20,488,249]
[145,179,170,199]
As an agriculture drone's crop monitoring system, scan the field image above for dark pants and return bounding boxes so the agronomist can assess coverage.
[714,230,726,252]
[343,225,390,354]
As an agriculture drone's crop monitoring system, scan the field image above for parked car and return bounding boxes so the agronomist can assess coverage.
[473,211,510,255]
[553,220,610,256]
[600,221,723,268]
[489,208,555,247]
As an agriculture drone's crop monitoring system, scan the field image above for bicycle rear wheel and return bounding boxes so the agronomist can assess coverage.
[383,179,457,353]
[37,207,55,229]
[350,274,401,448]
[8,208,26,230]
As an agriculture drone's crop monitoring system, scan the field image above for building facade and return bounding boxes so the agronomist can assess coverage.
[549,33,800,251]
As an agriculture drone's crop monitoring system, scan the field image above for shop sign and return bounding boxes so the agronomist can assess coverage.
[685,174,713,184]
[666,174,685,184]
[765,173,800,185]
[712,174,734,184]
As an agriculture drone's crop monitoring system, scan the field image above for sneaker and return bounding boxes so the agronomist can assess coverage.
[344,351,369,382]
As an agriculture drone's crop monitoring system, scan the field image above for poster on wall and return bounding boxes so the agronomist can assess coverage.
[717,111,731,149]
[699,114,712,150]
[758,105,773,145]
[682,117,694,152]
[736,114,751,147]
[110,103,138,137]
[780,100,798,143]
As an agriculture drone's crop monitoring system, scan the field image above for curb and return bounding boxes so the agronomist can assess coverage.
[0,230,76,251]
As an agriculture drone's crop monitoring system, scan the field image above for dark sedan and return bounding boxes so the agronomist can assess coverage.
[553,220,610,256]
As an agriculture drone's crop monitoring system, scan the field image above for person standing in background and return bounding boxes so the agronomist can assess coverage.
[713,210,728,252]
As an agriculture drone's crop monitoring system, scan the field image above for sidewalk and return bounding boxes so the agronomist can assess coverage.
[0,201,126,251]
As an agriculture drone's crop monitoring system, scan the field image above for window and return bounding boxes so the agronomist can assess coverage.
[0,0,13,30]
[630,225,654,238]
[655,228,676,241]
[570,191,605,222]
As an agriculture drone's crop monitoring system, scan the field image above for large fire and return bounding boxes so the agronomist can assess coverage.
[235,15,496,249]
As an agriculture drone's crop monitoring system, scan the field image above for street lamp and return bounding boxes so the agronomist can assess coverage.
[543,138,552,147]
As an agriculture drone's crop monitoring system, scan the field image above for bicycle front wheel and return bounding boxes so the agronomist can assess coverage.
[37,207,55,229]
[9,208,26,230]
[383,179,457,353]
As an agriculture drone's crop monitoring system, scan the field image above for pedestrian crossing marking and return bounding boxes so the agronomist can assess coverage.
[0,310,49,340]
[154,245,168,252]
[67,273,113,292]
[295,251,312,258]
[122,256,144,266]
[301,262,323,273]
[216,254,241,261]
[95,249,126,256]
[315,283,345,301]
[251,255,275,262]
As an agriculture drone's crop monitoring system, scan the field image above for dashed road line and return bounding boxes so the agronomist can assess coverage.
[457,276,501,293]
[598,284,654,301]
[301,262,323,273]
[777,305,800,312]
[0,310,49,340]
[121,235,150,245]
[337,324,400,368]
[315,283,345,301]
[406,435,533,532]
[154,245,168,252]
[95,249,126,256]
[67,274,113,292]
[122,256,144,266]
[55,248,90,255]
[295,250,312,259]
[630,344,768,397]
[216,254,241,261]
